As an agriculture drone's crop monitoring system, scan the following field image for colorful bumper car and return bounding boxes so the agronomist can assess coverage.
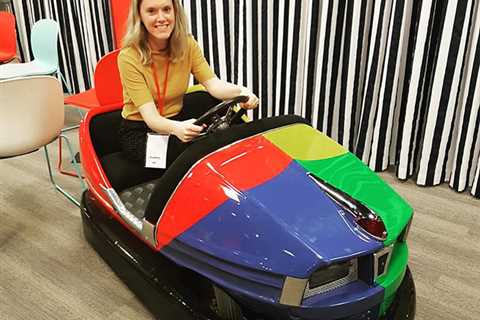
[79,94,415,320]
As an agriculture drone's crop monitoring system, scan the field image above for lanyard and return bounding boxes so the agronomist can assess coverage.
[151,58,170,116]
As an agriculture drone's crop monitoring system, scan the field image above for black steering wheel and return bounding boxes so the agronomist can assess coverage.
[193,95,249,134]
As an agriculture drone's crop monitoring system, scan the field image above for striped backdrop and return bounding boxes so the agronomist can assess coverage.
[11,0,480,199]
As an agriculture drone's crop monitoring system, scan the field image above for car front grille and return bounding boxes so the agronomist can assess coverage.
[303,259,358,298]
[302,245,393,301]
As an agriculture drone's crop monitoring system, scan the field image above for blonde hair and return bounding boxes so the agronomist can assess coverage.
[122,0,189,64]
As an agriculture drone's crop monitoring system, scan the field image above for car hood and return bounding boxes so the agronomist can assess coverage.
[157,124,413,278]
[177,160,383,278]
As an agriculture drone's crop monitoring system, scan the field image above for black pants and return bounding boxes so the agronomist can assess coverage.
[118,91,220,166]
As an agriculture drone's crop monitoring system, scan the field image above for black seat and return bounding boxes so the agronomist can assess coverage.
[99,152,165,192]
[89,110,164,192]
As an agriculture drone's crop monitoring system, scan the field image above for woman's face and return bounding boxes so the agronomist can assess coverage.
[140,0,175,47]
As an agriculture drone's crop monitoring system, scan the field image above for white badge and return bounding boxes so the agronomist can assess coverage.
[145,133,169,169]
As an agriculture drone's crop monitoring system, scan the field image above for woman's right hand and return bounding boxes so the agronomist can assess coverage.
[172,119,204,142]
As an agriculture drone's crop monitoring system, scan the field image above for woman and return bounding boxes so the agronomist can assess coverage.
[118,0,259,167]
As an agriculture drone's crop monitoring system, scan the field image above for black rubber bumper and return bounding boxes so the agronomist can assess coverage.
[80,191,220,320]
[383,266,416,320]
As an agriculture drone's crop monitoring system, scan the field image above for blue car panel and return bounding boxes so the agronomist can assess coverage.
[178,161,383,278]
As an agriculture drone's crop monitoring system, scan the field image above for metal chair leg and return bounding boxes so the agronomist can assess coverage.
[61,124,80,133]
[57,124,82,177]
[75,108,85,119]
[44,135,86,207]
[59,134,85,188]
[58,70,72,94]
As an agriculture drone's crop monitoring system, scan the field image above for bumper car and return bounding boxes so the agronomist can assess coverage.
[79,92,415,320]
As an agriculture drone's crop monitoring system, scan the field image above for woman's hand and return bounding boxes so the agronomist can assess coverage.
[202,78,259,109]
[172,119,204,142]
[239,87,259,109]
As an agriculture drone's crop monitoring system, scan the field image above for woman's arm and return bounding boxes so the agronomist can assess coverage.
[202,77,259,109]
[138,102,203,142]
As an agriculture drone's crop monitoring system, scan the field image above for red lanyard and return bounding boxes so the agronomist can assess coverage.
[151,58,170,115]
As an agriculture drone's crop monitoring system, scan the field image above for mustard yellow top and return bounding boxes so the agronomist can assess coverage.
[118,36,216,120]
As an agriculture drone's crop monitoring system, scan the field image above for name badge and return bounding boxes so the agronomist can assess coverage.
[145,133,169,169]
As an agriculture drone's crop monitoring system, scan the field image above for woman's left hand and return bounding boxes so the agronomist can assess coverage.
[240,88,259,109]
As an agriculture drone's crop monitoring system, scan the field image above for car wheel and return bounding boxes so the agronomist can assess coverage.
[213,285,244,320]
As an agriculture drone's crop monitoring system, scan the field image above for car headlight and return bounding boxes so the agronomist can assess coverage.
[374,245,393,279]
[308,173,388,241]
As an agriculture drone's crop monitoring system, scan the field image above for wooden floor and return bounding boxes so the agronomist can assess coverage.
[0,108,479,320]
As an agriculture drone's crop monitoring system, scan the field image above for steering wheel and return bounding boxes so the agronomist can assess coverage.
[193,95,249,134]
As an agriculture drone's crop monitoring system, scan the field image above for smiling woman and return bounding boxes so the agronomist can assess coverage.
[123,0,189,64]
[141,0,175,50]
[117,0,260,168]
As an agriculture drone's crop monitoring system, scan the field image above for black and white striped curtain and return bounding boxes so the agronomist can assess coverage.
[12,0,480,199]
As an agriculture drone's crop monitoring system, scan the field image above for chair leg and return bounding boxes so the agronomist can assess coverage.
[75,108,85,119]
[63,106,85,121]
[57,124,82,177]
[58,71,72,94]
[62,124,80,132]
[44,135,86,207]
[57,132,83,178]
[59,134,86,189]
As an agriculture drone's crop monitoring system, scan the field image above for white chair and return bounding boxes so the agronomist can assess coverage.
[0,76,85,206]
[0,19,70,92]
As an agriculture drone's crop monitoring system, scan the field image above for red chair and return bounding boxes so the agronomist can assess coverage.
[94,50,123,106]
[0,11,16,64]
[62,49,123,177]
[64,49,123,109]
[110,0,131,49]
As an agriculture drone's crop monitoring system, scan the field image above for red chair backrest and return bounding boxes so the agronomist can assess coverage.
[0,11,16,60]
[94,49,123,106]
[110,0,131,49]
